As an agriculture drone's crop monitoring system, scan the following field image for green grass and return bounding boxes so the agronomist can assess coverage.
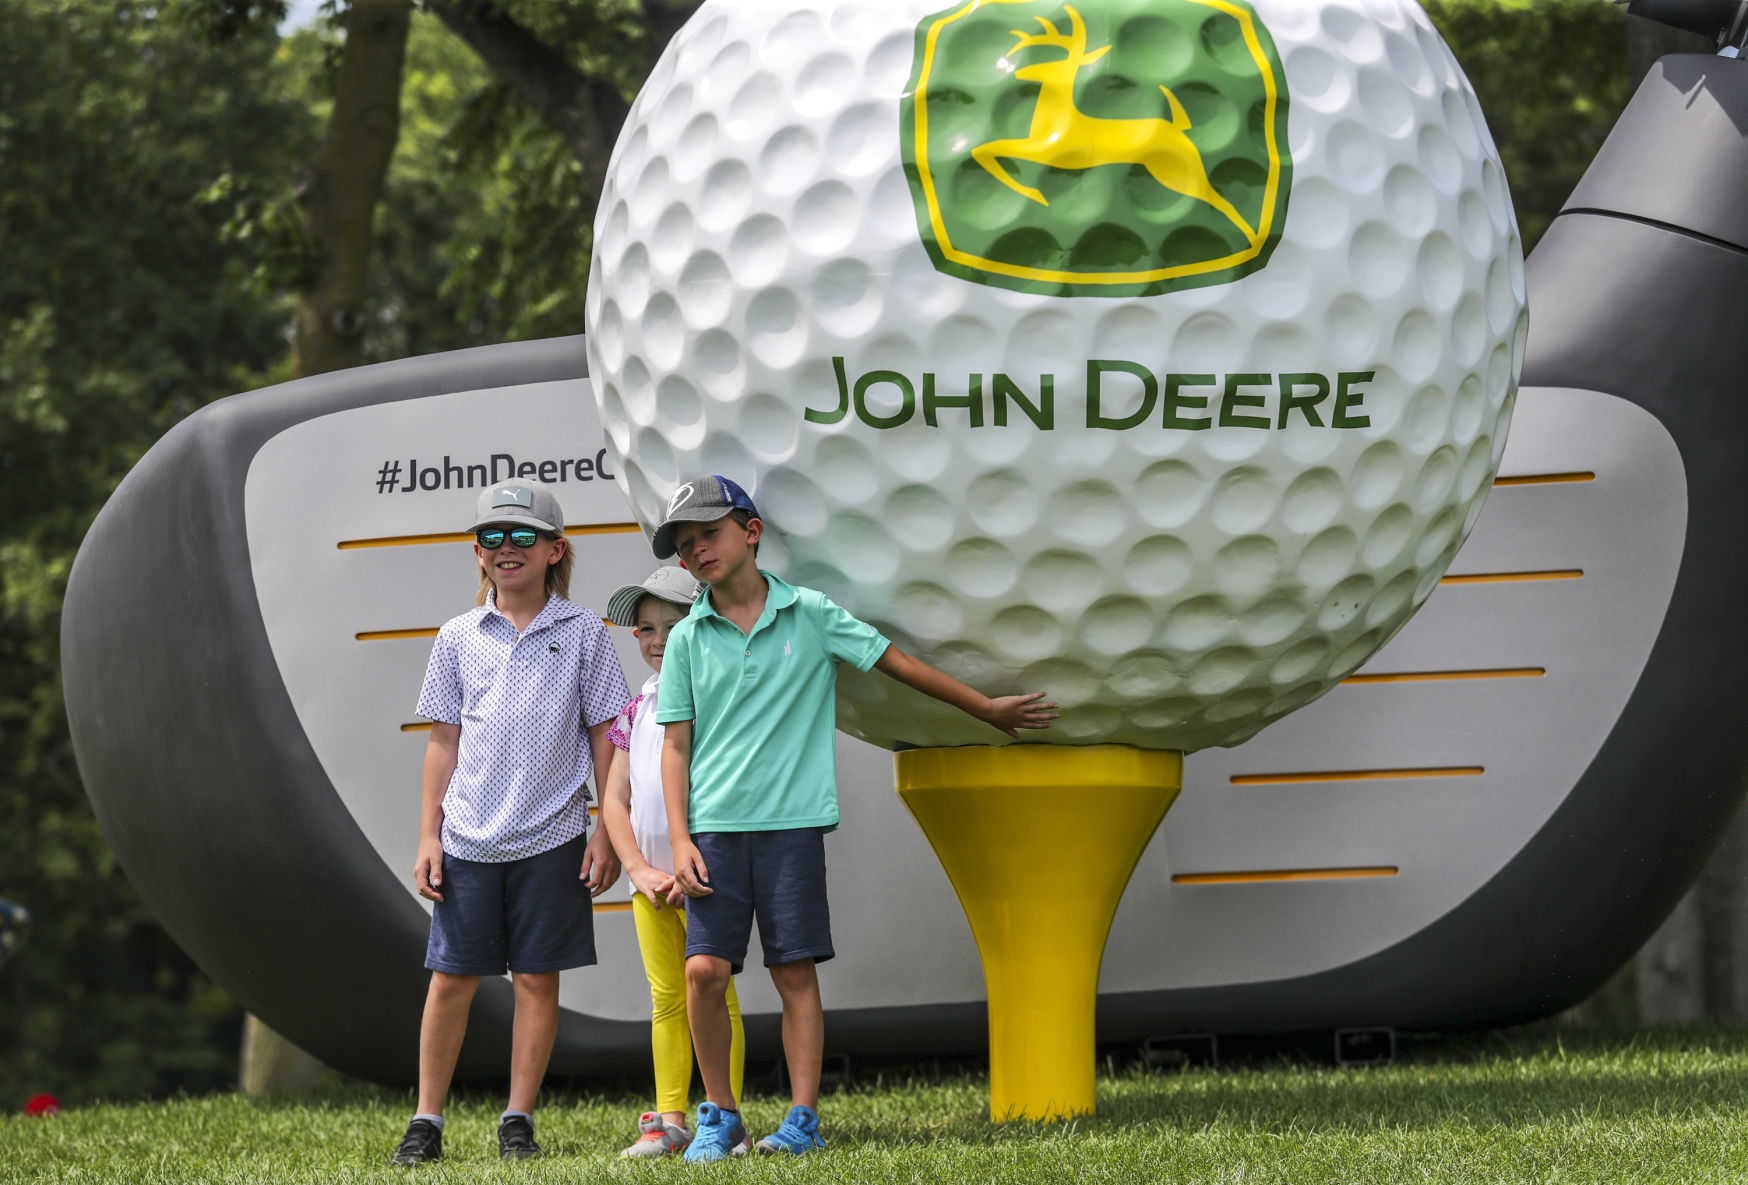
[5,1027,1748,1183]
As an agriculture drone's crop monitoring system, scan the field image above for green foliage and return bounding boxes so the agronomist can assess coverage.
[276,10,601,354]
[436,87,600,344]
[196,172,322,296]
[1428,0,1634,251]
[176,0,291,43]
[5,1027,1748,1181]
[395,0,668,346]
[0,0,316,1103]
[491,0,665,91]
[365,14,586,355]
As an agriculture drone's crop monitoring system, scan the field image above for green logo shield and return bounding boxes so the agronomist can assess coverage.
[901,0,1291,297]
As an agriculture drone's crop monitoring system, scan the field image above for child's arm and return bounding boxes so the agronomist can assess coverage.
[580,719,622,896]
[874,646,1059,737]
[599,747,675,908]
[414,722,460,902]
[662,721,712,899]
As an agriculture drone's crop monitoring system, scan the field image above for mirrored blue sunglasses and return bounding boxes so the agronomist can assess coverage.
[476,526,550,549]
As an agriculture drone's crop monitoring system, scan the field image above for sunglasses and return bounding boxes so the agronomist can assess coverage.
[476,526,549,549]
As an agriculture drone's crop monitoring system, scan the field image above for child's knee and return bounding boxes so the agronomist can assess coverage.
[428,971,480,1004]
[511,970,560,1000]
[651,989,688,1025]
[649,967,688,1019]
[685,954,732,996]
[767,959,818,996]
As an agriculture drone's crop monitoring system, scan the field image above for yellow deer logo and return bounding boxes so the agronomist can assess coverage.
[972,5,1259,247]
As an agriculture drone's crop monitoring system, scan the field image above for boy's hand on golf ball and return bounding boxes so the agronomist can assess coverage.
[873,648,1058,737]
[983,691,1060,738]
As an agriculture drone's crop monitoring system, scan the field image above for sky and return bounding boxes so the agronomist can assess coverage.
[279,0,324,33]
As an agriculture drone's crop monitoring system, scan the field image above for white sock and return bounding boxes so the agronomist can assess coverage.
[412,1112,445,1130]
[501,1109,532,1126]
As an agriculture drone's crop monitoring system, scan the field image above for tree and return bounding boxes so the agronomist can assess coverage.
[292,0,414,377]
[1611,12,1738,1028]
[232,0,415,1090]
[0,0,315,1103]
[415,0,695,340]
[1425,0,1635,252]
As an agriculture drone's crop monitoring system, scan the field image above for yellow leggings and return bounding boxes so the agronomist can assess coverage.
[631,893,744,1114]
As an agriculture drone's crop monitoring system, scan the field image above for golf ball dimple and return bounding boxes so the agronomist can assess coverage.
[587,0,1526,752]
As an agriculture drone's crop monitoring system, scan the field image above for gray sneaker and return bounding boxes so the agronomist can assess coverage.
[621,1111,691,1158]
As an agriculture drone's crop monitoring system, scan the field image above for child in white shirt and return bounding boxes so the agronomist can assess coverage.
[600,565,747,1157]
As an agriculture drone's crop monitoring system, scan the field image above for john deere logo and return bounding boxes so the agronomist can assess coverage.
[901,0,1291,297]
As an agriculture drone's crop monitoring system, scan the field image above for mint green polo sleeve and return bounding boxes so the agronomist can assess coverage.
[654,620,696,723]
[816,594,890,672]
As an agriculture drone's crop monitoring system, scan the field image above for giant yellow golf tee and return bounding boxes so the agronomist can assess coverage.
[896,744,1182,1120]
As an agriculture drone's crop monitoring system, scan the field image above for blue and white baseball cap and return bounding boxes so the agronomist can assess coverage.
[468,479,564,533]
[651,475,760,559]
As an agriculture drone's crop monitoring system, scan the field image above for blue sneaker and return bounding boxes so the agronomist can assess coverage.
[755,1104,825,1155]
[682,1102,748,1163]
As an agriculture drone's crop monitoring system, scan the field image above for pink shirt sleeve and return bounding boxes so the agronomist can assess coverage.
[607,693,643,751]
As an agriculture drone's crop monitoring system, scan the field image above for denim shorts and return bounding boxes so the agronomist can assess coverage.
[685,828,834,975]
[425,832,596,976]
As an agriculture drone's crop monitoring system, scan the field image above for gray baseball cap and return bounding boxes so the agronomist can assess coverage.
[651,475,760,559]
[606,565,702,627]
[469,479,564,533]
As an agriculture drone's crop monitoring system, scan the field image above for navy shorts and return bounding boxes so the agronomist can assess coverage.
[685,828,834,975]
[425,833,596,976]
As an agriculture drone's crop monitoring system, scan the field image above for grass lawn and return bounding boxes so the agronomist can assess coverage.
[4,1026,1748,1183]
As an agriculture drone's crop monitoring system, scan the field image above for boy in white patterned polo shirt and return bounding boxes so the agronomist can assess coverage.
[388,479,630,1167]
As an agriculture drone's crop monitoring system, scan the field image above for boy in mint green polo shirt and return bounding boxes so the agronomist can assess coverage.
[651,475,1056,1160]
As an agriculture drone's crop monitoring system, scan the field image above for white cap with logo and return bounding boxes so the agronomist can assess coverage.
[605,565,702,627]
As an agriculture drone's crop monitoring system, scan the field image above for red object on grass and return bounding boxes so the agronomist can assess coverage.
[22,1093,60,1117]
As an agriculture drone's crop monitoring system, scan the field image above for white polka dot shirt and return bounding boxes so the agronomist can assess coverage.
[416,592,630,863]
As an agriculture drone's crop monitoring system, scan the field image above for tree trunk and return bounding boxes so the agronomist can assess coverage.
[1636,790,1748,1023]
[244,0,412,1092]
[239,1014,329,1095]
[1637,886,1707,1022]
[291,0,412,378]
[1626,13,1715,84]
[427,0,698,197]
[1616,12,1747,1029]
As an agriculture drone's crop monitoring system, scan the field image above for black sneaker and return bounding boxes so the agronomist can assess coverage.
[389,1118,443,1166]
[499,1114,542,1161]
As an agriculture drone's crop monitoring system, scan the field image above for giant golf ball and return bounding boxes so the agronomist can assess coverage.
[586,0,1526,751]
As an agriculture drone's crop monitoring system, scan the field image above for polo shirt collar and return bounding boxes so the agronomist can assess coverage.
[689,569,797,625]
[481,588,581,635]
